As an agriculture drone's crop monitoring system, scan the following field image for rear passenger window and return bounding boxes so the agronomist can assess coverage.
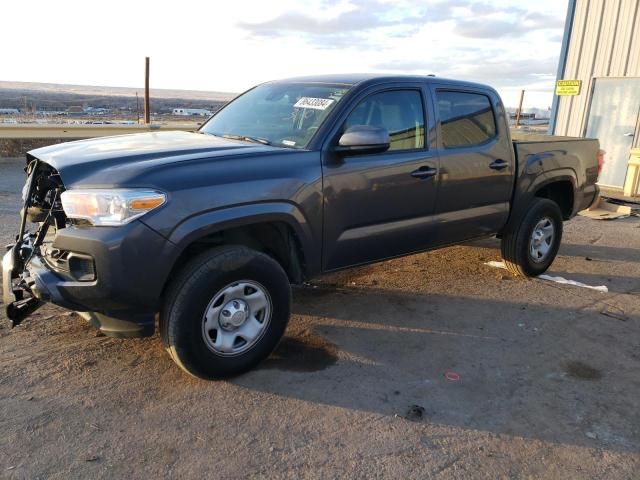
[436,91,496,148]
[344,90,425,151]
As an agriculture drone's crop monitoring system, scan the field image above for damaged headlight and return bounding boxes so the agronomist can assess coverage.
[60,189,166,226]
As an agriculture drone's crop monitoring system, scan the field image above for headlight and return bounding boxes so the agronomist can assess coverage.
[60,189,166,226]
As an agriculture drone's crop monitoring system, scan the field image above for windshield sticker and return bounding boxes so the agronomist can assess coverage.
[282,140,296,146]
[294,97,334,110]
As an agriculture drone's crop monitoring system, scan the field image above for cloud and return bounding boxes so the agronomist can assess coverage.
[235,0,565,105]
[238,0,429,37]
[237,0,457,47]
[239,10,392,37]
[373,55,559,88]
[455,18,520,38]
[458,57,559,85]
[524,11,565,28]
[239,1,565,47]
[454,7,565,38]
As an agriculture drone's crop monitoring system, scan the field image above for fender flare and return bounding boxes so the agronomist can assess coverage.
[529,170,578,194]
[165,201,320,276]
[505,169,578,231]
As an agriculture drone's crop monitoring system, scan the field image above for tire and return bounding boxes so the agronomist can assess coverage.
[501,198,563,277]
[161,245,291,379]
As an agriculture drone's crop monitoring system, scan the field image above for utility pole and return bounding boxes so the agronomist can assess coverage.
[144,57,150,124]
[515,89,525,128]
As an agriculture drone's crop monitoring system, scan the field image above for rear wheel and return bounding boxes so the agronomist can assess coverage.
[501,198,563,277]
[161,245,291,379]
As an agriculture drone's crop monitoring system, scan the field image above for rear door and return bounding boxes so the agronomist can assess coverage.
[430,87,514,244]
[321,84,439,270]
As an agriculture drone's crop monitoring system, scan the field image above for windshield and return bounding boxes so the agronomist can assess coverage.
[200,82,351,149]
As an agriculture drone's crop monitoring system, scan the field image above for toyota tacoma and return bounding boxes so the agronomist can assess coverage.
[2,74,601,379]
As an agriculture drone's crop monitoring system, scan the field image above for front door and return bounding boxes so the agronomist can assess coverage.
[586,78,640,188]
[322,87,439,271]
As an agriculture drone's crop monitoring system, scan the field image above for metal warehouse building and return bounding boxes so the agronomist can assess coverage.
[550,0,640,196]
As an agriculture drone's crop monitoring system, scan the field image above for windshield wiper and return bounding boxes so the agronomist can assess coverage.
[221,134,271,145]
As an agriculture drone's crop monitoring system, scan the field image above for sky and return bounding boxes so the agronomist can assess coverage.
[2,0,568,109]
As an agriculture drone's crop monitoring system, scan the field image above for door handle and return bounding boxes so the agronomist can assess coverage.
[411,166,437,179]
[623,132,635,137]
[489,159,509,170]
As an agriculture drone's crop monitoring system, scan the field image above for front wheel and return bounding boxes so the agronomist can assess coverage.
[161,245,291,379]
[501,198,563,277]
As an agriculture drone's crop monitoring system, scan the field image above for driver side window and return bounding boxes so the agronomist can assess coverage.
[344,90,425,151]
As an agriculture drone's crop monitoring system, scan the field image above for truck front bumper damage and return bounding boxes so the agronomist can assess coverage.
[4,158,171,337]
[3,221,172,337]
[3,240,156,338]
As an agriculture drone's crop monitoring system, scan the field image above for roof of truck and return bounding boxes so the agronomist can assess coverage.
[270,73,493,91]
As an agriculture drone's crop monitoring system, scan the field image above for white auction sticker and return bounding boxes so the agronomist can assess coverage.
[294,97,334,110]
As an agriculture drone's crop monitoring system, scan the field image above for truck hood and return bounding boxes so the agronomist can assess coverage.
[28,130,286,186]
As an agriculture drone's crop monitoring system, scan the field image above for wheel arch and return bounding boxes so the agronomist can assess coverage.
[505,170,578,233]
[533,177,576,219]
[162,202,318,293]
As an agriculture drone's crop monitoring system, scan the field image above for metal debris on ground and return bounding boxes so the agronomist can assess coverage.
[602,196,640,208]
[537,274,608,292]
[484,261,609,292]
[578,197,632,220]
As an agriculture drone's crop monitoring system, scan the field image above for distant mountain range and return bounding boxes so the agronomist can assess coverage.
[0,81,238,113]
[0,81,237,102]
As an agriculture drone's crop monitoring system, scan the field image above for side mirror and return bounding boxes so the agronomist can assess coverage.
[335,125,390,155]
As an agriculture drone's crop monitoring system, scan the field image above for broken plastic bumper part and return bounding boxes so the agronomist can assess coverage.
[3,245,43,326]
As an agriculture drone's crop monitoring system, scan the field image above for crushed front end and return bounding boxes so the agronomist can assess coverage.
[3,158,67,325]
[3,155,169,337]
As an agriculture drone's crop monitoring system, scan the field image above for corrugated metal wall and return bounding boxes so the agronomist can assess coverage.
[554,0,640,145]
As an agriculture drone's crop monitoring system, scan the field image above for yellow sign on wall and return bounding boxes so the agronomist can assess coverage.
[556,80,582,95]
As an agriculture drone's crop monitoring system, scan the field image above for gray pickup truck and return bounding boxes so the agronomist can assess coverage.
[3,74,600,379]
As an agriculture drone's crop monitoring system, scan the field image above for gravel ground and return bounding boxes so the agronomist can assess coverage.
[1,157,639,479]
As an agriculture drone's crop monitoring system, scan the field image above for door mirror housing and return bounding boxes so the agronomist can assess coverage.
[335,125,390,155]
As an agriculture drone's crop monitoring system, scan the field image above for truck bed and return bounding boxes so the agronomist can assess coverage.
[508,130,600,219]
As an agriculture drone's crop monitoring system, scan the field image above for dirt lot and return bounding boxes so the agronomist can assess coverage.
[1,157,639,479]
